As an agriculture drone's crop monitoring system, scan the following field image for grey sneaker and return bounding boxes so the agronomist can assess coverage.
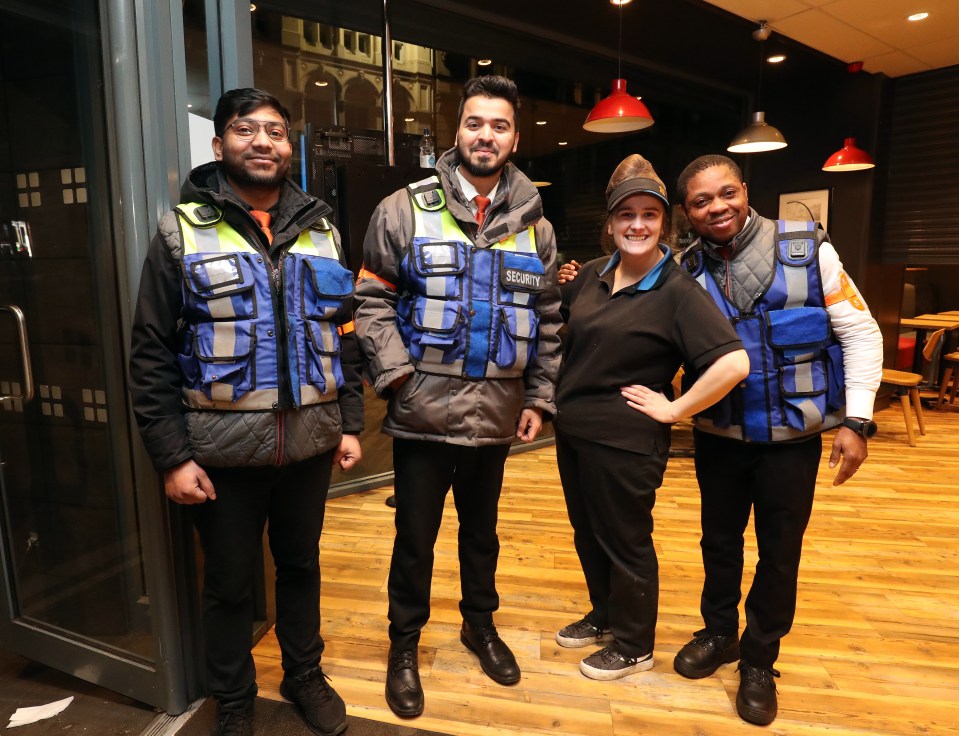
[579,645,654,681]
[555,617,613,648]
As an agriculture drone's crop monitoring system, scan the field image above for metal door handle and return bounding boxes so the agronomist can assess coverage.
[0,304,34,403]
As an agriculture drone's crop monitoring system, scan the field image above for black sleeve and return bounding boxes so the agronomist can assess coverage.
[673,280,744,373]
[336,322,365,434]
[128,229,193,471]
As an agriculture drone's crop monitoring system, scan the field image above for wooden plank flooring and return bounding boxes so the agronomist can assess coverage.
[253,404,959,735]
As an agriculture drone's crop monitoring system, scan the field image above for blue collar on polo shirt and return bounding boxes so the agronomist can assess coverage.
[600,244,671,292]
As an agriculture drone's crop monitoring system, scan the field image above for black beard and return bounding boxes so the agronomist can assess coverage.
[458,140,509,179]
[220,154,290,189]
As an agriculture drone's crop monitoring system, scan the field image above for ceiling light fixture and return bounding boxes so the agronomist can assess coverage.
[822,137,876,172]
[558,141,568,146]
[728,21,787,153]
[610,0,633,5]
[314,80,328,87]
[477,59,492,66]
[907,12,929,21]
[584,0,653,133]
[767,54,786,64]
[536,120,547,126]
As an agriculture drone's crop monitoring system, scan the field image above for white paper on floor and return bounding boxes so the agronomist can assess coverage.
[7,696,74,728]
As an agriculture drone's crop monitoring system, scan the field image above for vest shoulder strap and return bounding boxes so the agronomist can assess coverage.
[408,177,446,212]
[681,243,705,276]
[310,217,333,232]
[776,219,819,267]
[175,202,223,228]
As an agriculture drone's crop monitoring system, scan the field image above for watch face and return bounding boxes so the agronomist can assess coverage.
[845,418,877,437]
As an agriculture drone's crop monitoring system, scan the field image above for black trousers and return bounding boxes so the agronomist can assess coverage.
[555,431,667,658]
[693,430,820,668]
[387,438,511,650]
[192,452,333,702]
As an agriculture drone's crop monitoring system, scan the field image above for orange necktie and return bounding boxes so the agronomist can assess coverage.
[474,195,491,229]
[250,209,273,244]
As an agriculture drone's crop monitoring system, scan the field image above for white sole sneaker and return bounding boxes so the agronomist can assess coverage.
[556,628,614,648]
[579,650,654,680]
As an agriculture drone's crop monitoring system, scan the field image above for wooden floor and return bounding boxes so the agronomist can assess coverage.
[253,404,959,735]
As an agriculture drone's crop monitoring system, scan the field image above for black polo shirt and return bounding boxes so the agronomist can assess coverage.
[556,251,743,455]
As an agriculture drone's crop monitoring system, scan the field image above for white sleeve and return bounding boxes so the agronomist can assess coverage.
[819,241,884,419]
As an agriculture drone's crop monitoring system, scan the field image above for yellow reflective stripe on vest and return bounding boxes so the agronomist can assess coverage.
[288,225,339,259]
[413,199,537,252]
[177,203,338,259]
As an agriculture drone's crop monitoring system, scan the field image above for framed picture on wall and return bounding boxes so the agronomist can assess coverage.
[778,189,831,232]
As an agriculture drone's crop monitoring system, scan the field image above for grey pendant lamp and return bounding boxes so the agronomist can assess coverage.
[728,22,787,154]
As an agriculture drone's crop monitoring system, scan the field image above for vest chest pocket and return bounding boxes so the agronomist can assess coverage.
[181,253,258,401]
[287,254,351,394]
[296,255,354,320]
[411,241,465,299]
[183,253,257,321]
[493,305,539,372]
[497,251,544,307]
[767,307,830,431]
[407,297,464,362]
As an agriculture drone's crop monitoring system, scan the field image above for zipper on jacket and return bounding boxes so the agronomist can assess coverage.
[275,410,285,466]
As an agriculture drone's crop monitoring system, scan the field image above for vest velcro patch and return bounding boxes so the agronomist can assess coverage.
[787,239,809,260]
[501,265,544,293]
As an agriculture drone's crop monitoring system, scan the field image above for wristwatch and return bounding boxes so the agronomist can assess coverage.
[841,417,878,438]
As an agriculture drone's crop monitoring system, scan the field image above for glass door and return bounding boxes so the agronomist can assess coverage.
[0,1,190,713]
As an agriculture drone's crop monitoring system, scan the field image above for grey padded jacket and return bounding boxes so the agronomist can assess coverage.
[354,148,562,446]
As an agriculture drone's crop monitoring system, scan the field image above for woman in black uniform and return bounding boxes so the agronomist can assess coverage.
[553,154,749,680]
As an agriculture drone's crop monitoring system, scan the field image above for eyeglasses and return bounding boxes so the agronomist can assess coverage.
[224,118,291,143]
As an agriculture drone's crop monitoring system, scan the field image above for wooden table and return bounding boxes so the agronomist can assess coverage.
[900,315,959,374]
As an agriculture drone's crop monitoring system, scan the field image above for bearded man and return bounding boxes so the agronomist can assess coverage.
[354,75,562,717]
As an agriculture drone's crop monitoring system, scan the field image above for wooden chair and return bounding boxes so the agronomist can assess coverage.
[880,368,925,446]
[937,351,959,408]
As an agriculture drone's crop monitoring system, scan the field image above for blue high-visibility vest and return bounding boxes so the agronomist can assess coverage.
[397,176,545,380]
[175,202,353,410]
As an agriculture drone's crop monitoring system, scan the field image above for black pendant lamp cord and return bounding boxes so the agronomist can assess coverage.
[619,2,624,79]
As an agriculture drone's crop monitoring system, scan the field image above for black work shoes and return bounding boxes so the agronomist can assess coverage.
[211,697,253,736]
[460,620,521,685]
[279,666,347,736]
[385,647,424,717]
[736,662,780,726]
[673,629,740,679]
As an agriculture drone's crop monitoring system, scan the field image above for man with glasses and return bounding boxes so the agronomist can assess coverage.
[130,88,362,736]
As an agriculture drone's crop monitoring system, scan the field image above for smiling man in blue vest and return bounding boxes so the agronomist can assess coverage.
[670,155,884,726]
[354,75,562,718]
[129,88,363,736]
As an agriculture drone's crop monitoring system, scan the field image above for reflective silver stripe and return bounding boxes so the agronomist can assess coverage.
[422,298,448,330]
[207,295,237,320]
[793,362,814,393]
[420,208,445,240]
[194,226,222,253]
[512,292,532,307]
[794,397,821,430]
[783,261,808,307]
[211,322,237,360]
[485,362,524,379]
[210,383,234,402]
[184,386,336,409]
[299,385,338,405]
[412,356,465,375]
[695,411,843,441]
[514,308,534,338]
[425,277,446,297]
[300,228,339,259]
[513,228,536,253]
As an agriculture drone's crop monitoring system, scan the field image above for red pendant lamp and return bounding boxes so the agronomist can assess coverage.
[583,1,654,133]
[823,137,875,171]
